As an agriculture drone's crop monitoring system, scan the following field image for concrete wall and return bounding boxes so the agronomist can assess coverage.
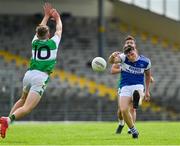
[113,1,180,43]
[0,0,113,17]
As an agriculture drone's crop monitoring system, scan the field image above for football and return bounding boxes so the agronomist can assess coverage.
[91,57,107,72]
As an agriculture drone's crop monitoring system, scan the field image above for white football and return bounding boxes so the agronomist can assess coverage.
[91,57,107,72]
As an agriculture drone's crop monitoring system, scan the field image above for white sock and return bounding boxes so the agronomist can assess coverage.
[118,120,124,126]
[7,117,11,125]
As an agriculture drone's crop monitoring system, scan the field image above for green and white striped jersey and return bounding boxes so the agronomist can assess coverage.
[29,35,60,74]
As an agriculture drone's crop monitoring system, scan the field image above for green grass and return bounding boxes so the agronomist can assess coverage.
[0,121,180,145]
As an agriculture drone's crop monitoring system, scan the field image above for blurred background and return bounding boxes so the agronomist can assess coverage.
[0,0,180,121]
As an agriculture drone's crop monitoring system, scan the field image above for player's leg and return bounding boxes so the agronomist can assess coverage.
[128,105,136,134]
[9,71,31,116]
[10,70,48,120]
[127,85,144,138]
[10,91,41,120]
[0,92,28,138]
[0,72,30,138]
[0,91,41,138]
[120,96,133,127]
[0,71,49,138]
[9,91,28,115]
[131,107,136,123]
[116,107,124,134]
[116,89,125,134]
[120,96,139,138]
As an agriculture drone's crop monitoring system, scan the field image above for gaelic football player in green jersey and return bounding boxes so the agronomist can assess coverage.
[0,3,62,138]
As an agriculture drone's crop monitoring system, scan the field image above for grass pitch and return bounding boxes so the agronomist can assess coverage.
[0,121,180,145]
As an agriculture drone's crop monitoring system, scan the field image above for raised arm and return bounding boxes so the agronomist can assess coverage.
[51,10,63,38]
[32,3,53,42]
[40,3,52,25]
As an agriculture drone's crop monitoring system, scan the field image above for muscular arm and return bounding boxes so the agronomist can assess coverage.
[55,15,62,38]
[111,63,121,74]
[50,9,62,38]
[40,3,52,26]
[39,15,49,26]
[144,69,151,100]
[32,3,51,42]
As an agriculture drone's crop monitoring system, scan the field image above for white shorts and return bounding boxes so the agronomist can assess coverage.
[23,70,49,96]
[118,84,145,105]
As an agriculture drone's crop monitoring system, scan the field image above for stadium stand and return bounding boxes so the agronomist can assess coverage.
[0,14,180,121]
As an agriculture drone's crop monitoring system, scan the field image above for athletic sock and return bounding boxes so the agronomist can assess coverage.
[130,126,138,134]
[9,114,16,123]
[118,120,124,126]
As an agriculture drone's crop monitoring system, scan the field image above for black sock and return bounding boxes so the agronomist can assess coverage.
[9,114,16,123]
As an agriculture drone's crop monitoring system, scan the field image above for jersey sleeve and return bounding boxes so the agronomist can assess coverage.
[119,53,126,63]
[145,59,151,70]
[32,35,38,43]
[51,35,61,48]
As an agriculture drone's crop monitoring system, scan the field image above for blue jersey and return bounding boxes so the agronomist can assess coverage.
[118,54,151,89]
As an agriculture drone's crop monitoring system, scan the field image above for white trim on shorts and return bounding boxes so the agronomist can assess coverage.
[118,84,145,105]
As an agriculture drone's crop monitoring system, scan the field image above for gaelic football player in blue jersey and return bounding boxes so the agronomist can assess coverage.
[109,35,152,138]
[111,56,154,135]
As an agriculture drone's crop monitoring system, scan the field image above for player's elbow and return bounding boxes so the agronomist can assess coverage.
[55,31,62,38]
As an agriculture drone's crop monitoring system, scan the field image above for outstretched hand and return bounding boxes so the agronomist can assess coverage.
[112,51,121,64]
[51,9,60,20]
[43,3,53,17]
[112,51,121,58]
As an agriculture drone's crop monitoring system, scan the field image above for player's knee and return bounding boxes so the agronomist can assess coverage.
[120,107,128,113]
[20,92,28,101]
[20,97,26,104]
[130,108,136,113]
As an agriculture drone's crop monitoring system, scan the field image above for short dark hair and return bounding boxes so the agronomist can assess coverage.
[36,25,49,39]
[125,35,136,42]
